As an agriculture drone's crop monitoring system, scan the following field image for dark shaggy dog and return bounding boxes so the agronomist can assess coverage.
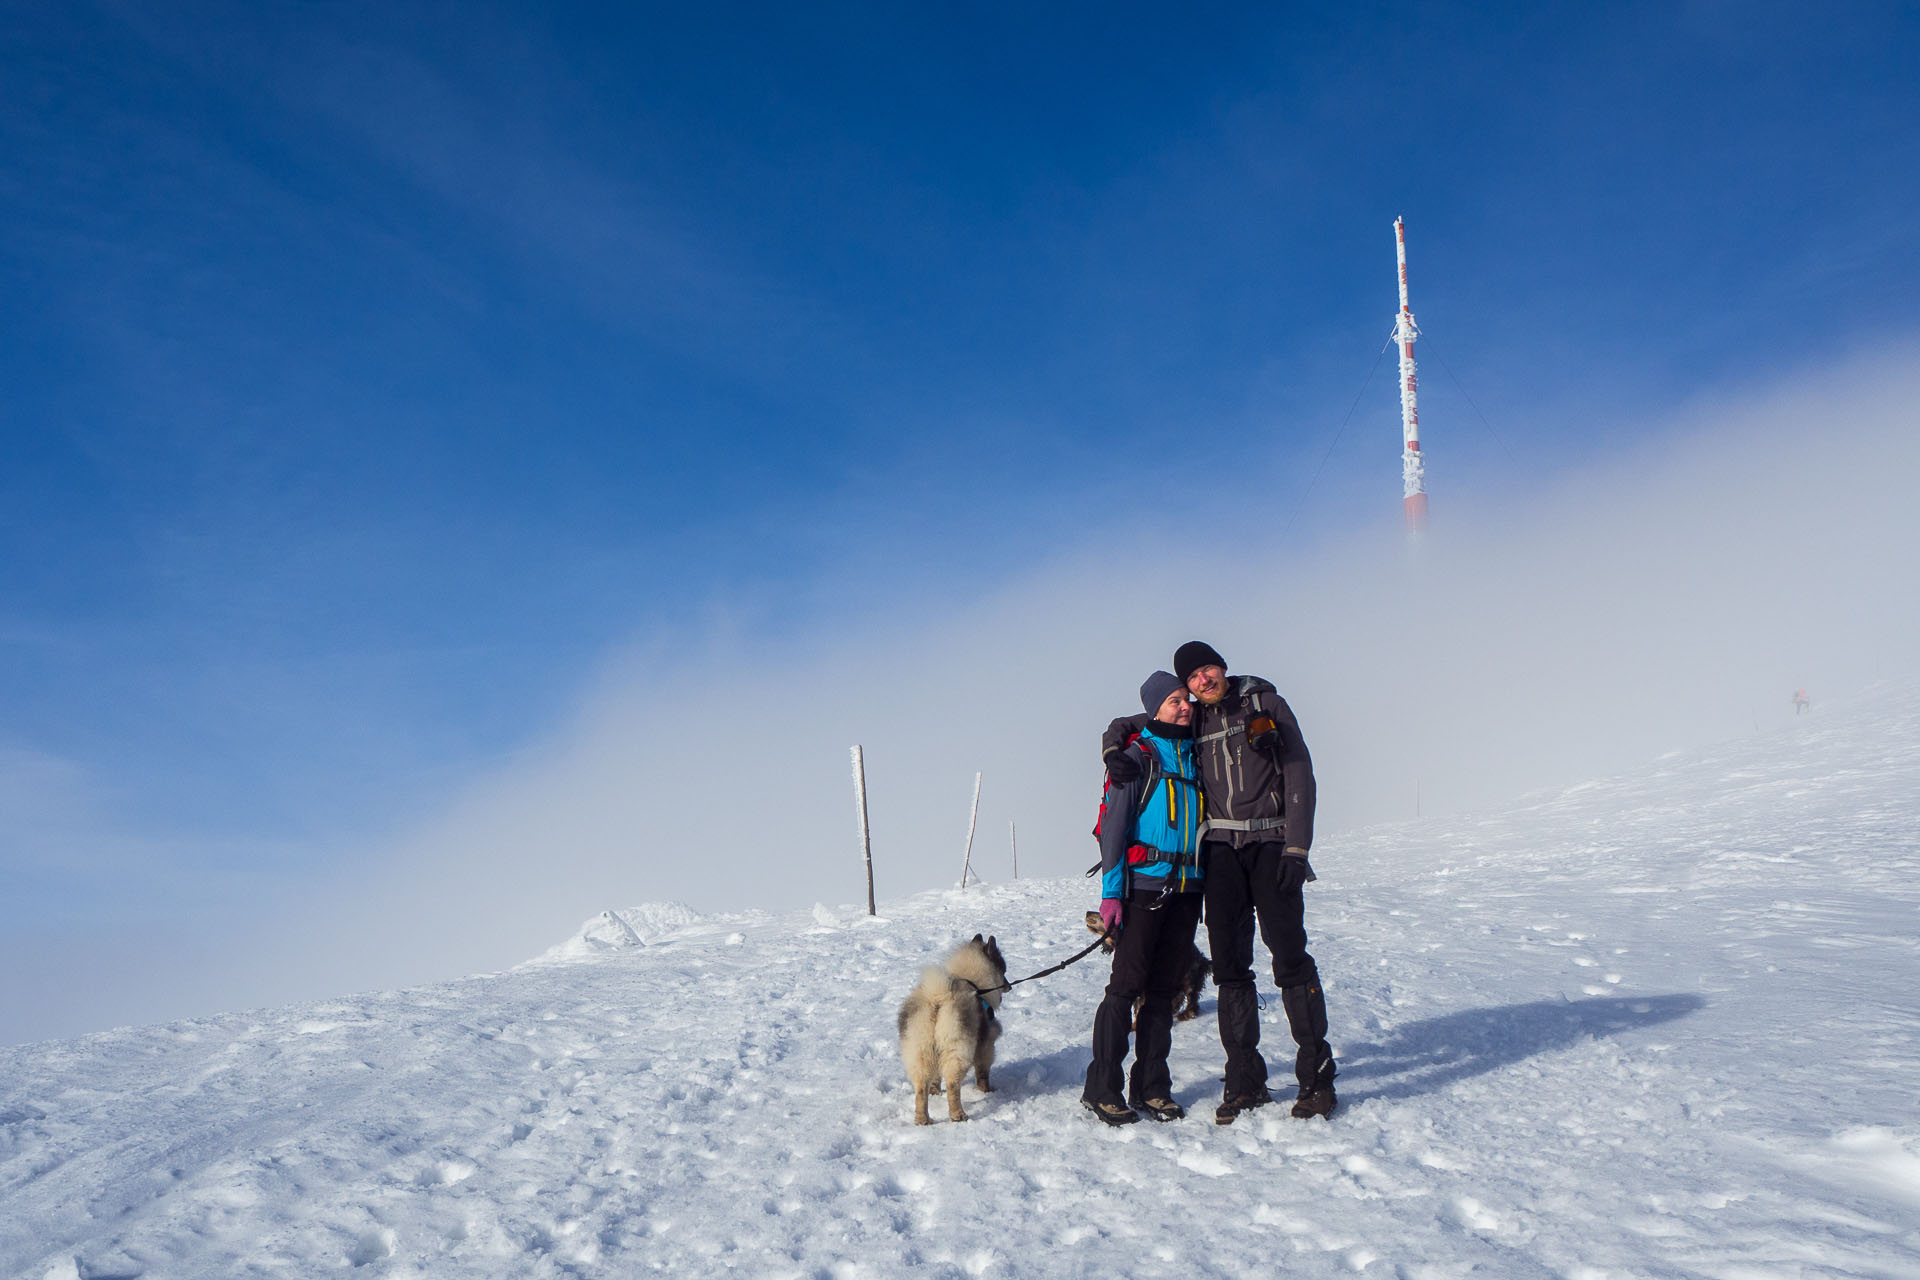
[1084,911,1211,1023]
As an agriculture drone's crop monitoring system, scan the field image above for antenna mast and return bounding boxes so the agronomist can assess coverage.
[1394,217,1429,532]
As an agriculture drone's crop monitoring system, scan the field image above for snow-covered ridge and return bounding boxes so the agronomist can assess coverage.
[4,692,1918,1277]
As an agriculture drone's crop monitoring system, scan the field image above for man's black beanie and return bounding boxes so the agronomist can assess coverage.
[1139,670,1184,715]
[1173,641,1227,685]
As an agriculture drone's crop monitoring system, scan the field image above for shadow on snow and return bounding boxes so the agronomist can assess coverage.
[1337,993,1705,1105]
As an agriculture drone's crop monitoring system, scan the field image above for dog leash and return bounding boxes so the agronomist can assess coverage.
[962,930,1114,998]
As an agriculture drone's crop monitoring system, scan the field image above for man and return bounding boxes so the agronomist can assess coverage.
[1166,640,1335,1123]
[1081,671,1207,1126]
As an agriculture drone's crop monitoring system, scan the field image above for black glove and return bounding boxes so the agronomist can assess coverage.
[1275,851,1311,893]
[1247,713,1280,754]
[1105,750,1141,785]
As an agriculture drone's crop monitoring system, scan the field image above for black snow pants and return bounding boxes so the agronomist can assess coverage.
[1082,889,1204,1107]
[1202,840,1334,1098]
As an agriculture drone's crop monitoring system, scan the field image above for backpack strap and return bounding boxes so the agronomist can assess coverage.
[1199,816,1287,836]
[1134,739,1163,812]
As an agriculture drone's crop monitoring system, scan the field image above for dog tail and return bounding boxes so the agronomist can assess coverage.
[913,964,949,1003]
[899,965,950,1084]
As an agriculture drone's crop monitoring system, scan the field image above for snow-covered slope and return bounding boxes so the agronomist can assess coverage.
[5,690,1919,1278]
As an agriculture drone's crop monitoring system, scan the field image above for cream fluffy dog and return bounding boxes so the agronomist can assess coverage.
[896,934,1007,1124]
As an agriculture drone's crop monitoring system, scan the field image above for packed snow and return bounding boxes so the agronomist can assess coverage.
[4,688,1918,1278]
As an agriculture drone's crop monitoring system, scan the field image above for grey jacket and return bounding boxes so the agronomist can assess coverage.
[1190,675,1316,852]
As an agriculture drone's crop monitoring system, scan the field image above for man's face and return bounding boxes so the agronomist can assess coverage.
[1155,690,1194,726]
[1186,664,1228,705]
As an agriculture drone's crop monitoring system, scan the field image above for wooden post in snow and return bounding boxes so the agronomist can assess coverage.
[851,745,874,915]
[958,771,982,888]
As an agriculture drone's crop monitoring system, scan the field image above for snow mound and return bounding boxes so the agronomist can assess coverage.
[529,901,705,963]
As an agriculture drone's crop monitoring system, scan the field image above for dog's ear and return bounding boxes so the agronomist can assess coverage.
[972,933,984,944]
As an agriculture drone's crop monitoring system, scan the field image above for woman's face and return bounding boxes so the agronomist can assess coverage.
[1156,690,1194,725]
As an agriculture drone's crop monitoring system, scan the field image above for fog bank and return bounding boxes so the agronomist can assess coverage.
[9,346,1913,1043]
[338,345,1918,989]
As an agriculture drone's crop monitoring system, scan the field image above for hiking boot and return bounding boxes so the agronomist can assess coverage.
[1135,1097,1185,1122]
[1082,1098,1139,1126]
[1213,1087,1273,1125]
[1290,1084,1337,1119]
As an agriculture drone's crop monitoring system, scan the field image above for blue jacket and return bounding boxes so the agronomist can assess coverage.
[1098,725,1205,899]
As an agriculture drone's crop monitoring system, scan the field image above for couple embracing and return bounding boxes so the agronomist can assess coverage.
[1081,641,1338,1127]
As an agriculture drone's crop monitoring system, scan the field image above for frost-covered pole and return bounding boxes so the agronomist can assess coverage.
[1395,217,1429,533]
[851,745,874,915]
[958,772,982,888]
[1009,820,1018,879]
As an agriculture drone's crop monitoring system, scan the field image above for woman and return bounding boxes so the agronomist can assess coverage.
[1081,670,1206,1124]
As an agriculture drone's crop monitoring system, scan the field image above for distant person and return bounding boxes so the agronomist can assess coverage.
[1793,688,1811,715]
[1109,641,1334,1123]
[1082,671,1207,1126]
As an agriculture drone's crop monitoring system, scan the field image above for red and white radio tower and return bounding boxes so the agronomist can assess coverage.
[1394,217,1429,533]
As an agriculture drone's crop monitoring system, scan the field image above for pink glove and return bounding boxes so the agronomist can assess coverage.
[1098,898,1125,934]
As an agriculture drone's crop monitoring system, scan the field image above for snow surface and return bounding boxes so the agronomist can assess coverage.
[5,690,1919,1278]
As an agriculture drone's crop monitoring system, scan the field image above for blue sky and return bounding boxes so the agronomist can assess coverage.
[4,1,1918,1040]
